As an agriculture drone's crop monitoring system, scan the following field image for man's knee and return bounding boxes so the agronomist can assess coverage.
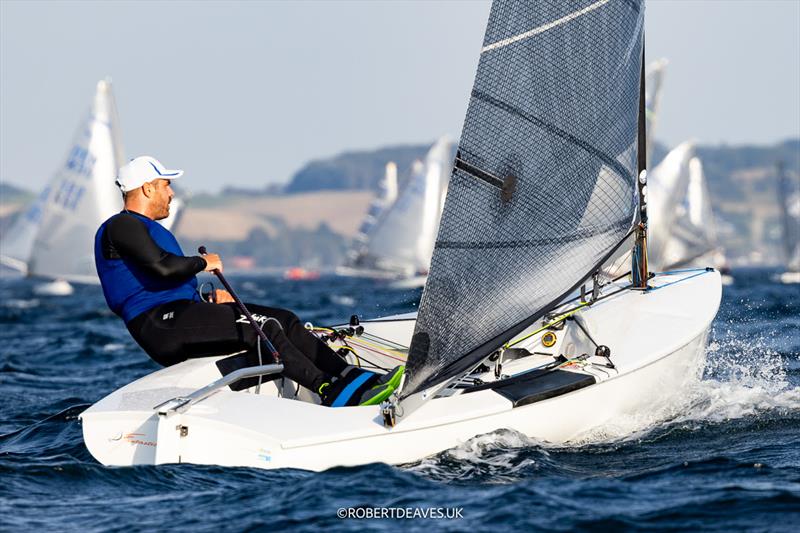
[261,317,285,337]
[263,307,299,329]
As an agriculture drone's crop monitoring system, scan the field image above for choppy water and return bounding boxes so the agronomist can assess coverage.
[1,269,798,531]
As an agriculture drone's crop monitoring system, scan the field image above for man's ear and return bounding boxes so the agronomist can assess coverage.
[141,182,154,198]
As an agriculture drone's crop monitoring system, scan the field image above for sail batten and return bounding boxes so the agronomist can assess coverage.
[401,0,645,404]
[481,0,611,53]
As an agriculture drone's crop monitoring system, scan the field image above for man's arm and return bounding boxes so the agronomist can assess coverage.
[105,213,207,281]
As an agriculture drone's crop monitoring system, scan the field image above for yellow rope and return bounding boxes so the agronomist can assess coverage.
[504,302,588,349]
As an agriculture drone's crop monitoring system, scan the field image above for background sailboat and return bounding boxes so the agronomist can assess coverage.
[647,142,731,280]
[340,161,399,278]
[0,79,183,288]
[339,136,453,285]
[776,161,800,283]
[637,60,731,282]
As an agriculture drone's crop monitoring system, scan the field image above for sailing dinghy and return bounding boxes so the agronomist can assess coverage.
[0,79,183,287]
[81,0,722,471]
[337,136,453,287]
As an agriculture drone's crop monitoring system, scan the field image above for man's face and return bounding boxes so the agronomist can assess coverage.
[149,179,174,220]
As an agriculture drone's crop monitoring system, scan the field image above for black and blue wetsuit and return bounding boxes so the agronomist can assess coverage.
[94,210,347,393]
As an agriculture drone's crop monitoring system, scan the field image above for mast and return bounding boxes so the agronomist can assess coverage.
[632,43,649,288]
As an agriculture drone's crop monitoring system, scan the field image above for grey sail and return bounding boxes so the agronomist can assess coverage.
[402,0,645,399]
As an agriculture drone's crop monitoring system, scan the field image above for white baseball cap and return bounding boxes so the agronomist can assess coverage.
[116,156,184,192]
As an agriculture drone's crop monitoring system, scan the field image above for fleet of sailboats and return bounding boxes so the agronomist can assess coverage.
[81,0,723,471]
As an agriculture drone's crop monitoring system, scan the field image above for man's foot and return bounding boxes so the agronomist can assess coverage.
[319,366,403,407]
[375,365,404,390]
[357,382,396,406]
[319,367,378,407]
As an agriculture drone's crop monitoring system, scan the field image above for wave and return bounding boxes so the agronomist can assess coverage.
[408,328,800,482]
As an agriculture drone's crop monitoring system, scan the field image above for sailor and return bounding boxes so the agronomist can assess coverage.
[94,156,402,407]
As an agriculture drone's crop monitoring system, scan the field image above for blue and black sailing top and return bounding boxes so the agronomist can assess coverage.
[94,211,206,322]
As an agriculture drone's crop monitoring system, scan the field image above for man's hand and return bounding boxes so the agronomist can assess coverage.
[213,289,234,304]
[202,253,223,273]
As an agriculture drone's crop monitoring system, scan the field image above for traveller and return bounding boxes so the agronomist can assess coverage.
[94,156,402,406]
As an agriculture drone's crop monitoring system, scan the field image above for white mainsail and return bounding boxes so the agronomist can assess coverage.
[644,58,668,166]
[658,157,723,269]
[25,79,126,283]
[647,143,727,272]
[344,136,453,277]
[646,141,696,271]
[777,163,800,273]
[344,161,399,268]
[0,185,51,273]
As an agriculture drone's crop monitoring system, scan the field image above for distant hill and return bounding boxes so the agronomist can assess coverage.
[286,144,431,193]
[0,182,33,237]
[0,182,33,204]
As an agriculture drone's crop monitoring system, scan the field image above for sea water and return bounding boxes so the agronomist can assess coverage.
[1,268,798,531]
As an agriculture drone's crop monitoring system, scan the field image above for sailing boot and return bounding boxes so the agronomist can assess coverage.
[319,366,379,407]
[319,366,401,407]
[353,366,405,406]
[374,365,404,390]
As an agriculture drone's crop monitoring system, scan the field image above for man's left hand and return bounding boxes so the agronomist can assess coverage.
[213,289,234,304]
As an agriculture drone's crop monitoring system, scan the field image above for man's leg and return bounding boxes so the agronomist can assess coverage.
[128,300,331,392]
[240,304,348,377]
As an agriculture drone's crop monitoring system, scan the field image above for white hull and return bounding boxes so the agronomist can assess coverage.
[81,269,721,471]
[779,271,800,284]
[32,279,74,296]
[388,275,427,290]
[334,265,407,281]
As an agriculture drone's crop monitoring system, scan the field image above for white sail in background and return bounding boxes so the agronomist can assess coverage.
[1,79,187,283]
[365,160,429,276]
[415,136,452,271]
[644,58,668,166]
[161,197,185,232]
[777,163,800,274]
[23,80,125,283]
[0,185,52,273]
[646,142,696,271]
[344,161,399,268]
[659,157,722,268]
[647,143,727,272]
[344,136,453,278]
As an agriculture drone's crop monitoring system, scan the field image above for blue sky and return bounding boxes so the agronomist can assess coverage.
[1,0,798,193]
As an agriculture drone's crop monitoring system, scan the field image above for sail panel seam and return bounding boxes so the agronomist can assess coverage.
[471,89,634,185]
[436,217,630,250]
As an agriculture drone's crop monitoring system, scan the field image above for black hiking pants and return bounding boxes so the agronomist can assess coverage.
[126,300,347,392]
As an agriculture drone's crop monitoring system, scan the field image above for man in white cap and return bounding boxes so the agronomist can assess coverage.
[94,156,403,407]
